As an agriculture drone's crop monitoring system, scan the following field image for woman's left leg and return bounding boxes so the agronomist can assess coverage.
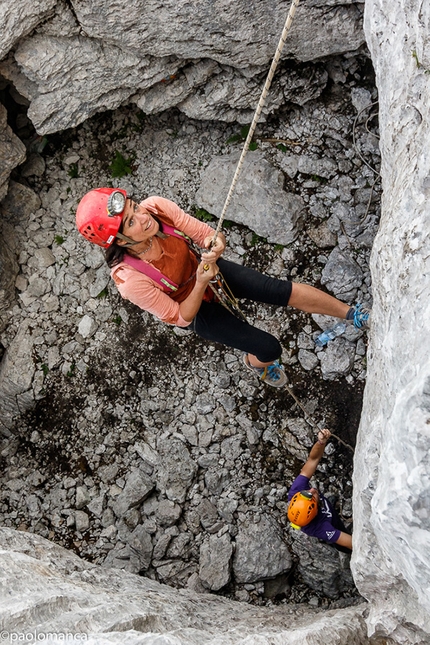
[288,283,350,318]
[189,301,282,364]
[217,259,292,306]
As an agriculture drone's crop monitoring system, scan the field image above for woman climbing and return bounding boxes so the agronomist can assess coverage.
[76,188,370,388]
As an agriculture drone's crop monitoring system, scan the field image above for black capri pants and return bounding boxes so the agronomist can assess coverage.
[187,258,292,363]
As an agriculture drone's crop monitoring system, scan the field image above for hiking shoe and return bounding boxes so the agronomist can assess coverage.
[243,354,287,388]
[346,303,371,329]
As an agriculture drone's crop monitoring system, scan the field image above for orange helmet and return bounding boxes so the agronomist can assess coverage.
[76,188,127,248]
[287,491,318,528]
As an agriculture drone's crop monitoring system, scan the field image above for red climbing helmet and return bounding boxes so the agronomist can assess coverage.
[287,490,318,528]
[76,188,127,248]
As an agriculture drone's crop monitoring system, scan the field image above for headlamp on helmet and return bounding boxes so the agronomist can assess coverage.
[75,187,127,248]
[287,490,318,528]
[107,190,127,216]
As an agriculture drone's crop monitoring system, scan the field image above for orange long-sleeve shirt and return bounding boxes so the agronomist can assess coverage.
[111,196,215,326]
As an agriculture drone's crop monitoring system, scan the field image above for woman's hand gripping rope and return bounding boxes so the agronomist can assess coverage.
[202,233,226,271]
[198,232,247,321]
[196,258,219,284]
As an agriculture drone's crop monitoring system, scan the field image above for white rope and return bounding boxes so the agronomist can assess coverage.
[284,383,354,452]
[212,0,301,244]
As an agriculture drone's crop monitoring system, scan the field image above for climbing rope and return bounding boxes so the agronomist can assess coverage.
[206,0,355,454]
[352,100,380,177]
[283,383,354,452]
[211,0,301,247]
[204,0,301,316]
[352,100,381,228]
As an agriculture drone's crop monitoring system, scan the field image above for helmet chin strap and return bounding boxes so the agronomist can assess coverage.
[115,232,141,247]
[116,226,167,247]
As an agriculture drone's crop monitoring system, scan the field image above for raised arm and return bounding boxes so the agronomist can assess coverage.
[202,232,226,262]
[300,429,331,479]
[335,531,352,550]
[178,259,219,323]
[179,232,226,323]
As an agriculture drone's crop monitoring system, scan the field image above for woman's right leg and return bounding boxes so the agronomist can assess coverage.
[189,301,282,364]
[288,283,350,318]
[188,301,287,387]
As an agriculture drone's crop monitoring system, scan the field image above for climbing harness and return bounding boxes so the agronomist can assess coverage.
[206,274,248,323]
[122,222,195,291]
[123,254,180,292]
[122,220,247,320]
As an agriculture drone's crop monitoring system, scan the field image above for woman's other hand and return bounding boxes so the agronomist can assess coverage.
[196,259,219,284]
[202,232,226,262]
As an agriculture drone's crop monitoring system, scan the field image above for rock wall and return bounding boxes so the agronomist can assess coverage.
[0,0,429,643]
[0,104,26,335]
[352,0,430,643]
[0,526,369,645]
[0,96,370,604]
[0,0,365,133]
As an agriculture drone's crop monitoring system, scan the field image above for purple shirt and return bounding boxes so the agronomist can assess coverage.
[288,474,341,544]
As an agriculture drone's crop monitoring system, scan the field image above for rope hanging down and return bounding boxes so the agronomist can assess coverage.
[283,384,354,452]
[206,1,355,454]
[211,0,301,246]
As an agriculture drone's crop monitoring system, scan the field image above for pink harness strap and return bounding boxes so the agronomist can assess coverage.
[122,223,193,293]
[122,254,179,292]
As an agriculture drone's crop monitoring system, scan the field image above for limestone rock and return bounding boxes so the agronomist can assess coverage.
[156,438,198,504]
[75,510,90,532]
[196,152,304,245]
[78,314,98,339]
[0,321,35,433]
[0,0,57,61]
[291,530,354,599]
[20,152,45,178]
[298,349,319,372]
[196,499,220,532]
[137,59,221,115]
[352,0,430,642]
[286,418,314,449]
[199,532,233,591]
[0,228,19,333]
[0,104,26,201]
[75,485,91,510]
[112,469,155,518]
[155,500,182,527]
[0,180,41,223]
[127,525,153,572]
[0,1,365,133]
[233,514,292,583]
[204,467,230,496]
[307,221,337,249]
[331,202,365,239]
[0,527,370,644]
[319,337,356,380]
[35,0,81,38]
[321,246,363,301]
